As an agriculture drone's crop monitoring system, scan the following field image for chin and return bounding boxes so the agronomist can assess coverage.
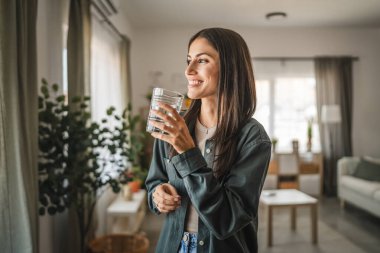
[187,91,200,100]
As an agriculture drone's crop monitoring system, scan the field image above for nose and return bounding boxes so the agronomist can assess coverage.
[185,60,197,76]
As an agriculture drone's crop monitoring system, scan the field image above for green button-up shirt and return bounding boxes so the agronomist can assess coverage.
[145,118,271,253]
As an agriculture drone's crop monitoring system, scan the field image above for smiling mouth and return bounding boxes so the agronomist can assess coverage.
[188,80,203,86]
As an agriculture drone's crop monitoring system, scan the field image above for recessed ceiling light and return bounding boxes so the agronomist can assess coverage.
[266,12,287,21]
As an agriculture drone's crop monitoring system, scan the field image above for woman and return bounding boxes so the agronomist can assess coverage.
[145,28,271,253]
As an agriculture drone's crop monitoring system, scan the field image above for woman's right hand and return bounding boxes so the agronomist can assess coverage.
[152,183,181,213]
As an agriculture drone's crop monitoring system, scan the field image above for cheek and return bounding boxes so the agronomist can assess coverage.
[211,70,219,85]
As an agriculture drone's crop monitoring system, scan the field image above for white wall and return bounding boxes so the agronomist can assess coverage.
[130,26,380,157]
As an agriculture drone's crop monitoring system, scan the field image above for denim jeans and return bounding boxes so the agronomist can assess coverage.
[178,232,198,253]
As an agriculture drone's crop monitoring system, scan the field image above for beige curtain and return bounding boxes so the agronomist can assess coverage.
[67,0,91,100]
[0,0,39,252]
[120,35,132,107]
[67,0,91,252]
[315,57,353,196]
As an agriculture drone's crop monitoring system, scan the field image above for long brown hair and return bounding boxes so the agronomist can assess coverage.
[172,28,257,179]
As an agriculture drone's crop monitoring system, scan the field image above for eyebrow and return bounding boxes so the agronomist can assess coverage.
[187,52,214,58]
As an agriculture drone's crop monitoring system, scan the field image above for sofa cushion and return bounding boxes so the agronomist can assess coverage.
[352,158,380,181]
[341,175,380,197]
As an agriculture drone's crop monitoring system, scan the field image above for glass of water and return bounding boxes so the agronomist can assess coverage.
[146,88,184,133]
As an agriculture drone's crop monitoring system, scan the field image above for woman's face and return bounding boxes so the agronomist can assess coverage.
[185,37,220,100]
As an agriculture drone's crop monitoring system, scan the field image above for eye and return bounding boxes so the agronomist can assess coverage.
[186,59,191,65]
[198,58,208,63]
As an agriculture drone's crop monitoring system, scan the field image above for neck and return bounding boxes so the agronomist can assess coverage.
[199,97,218,128]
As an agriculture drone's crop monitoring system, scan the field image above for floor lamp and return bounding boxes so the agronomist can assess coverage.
[321,104,342,195]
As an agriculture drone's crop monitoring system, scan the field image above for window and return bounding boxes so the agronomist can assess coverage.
[253,60,320,153]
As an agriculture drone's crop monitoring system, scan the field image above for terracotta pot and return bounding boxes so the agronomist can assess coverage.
[128,180,141,193]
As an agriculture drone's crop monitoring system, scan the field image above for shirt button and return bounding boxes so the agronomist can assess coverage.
[206,148,211,154]
[199,240,204,246]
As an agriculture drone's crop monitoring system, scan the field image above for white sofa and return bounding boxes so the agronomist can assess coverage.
[337,157,380,218]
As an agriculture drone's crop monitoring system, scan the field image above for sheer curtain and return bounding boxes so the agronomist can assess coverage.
[91,14,128,237]
[315,57,353,196]
[91,18,124,122]
[0,0,39,252]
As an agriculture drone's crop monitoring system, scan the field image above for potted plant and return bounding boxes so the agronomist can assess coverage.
[38,79,142,253]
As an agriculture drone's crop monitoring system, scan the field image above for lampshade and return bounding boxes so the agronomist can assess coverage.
[321,105,341,124]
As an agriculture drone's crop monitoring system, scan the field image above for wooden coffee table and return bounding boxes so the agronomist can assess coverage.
[260,189,318,247]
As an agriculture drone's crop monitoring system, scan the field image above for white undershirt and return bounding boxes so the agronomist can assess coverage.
[185,118,216,233]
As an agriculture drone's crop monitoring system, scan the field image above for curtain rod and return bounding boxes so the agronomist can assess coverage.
[91,0,124,39]
[253,56,359,61]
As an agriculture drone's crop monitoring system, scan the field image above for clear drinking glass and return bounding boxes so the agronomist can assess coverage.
[146,88,184,133]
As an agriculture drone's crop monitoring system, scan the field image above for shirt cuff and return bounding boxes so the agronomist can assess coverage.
[171,147,208,178]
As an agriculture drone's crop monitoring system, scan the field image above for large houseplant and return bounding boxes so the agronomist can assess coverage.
[38,79,145,253]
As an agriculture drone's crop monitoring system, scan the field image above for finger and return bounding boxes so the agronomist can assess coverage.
[155,196,180,207]
[157,102,181,121]
[155,184,181,201]
[149,120,176,136]
[159,201,180,210]
[151,131,174,145]
[156,202,178,212]
[151,109,178,126]
[163,184,181,199]
[158,199,181,210]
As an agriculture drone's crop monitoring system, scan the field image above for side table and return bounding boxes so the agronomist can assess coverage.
[107,189,147,234]
[260,189,318,247]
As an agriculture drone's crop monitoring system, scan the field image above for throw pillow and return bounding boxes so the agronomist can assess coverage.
[353,158,380,181]
[363,156,380,165]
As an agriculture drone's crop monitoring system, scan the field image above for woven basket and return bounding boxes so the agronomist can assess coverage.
[89,234,149,253]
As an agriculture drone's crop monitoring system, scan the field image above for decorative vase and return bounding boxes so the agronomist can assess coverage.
[307,137,312,152]
[292,140,299,153]
[122,184,133,201]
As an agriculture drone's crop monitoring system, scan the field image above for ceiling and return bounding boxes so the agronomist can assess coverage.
[119,0,380,29]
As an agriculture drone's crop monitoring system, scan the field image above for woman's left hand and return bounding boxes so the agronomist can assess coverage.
[149,103,195,154]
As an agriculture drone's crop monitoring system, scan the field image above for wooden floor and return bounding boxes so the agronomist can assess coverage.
[140,197,380,253]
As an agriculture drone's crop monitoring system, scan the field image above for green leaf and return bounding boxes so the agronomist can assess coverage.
[47,206,57,215]
[56,95,65,103]
[38,97,44,109]
[57,205,65,213]
[71,96,81,103]
[52,84,59,92]
[106,107,115,116]
[41,86,48,96]
[40,195,48,206]
[39,207,46,216]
